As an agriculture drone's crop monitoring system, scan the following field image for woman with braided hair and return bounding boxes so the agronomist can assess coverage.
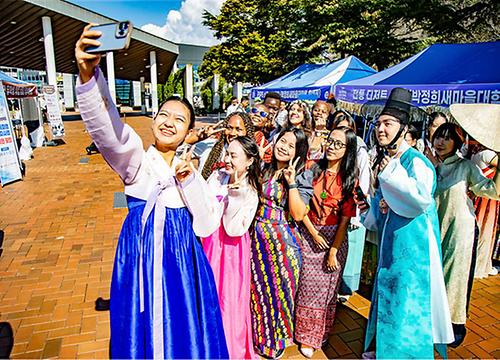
[200,112,255,179]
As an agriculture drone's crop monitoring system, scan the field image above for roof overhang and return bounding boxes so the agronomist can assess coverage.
[0,0,179,83]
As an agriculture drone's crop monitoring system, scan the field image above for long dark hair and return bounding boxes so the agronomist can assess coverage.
[158,96,196,129]
[426,111,448,138]
[285,100,313,135]
[201,112,255,179]
[329,109,356,133]
[263,127,309,181]
[230,136,261,194]
[312,126,357,199]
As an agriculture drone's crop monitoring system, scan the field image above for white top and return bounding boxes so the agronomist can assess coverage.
[76,67,221,237]
[206,170,259,237]
[471,149,497,170]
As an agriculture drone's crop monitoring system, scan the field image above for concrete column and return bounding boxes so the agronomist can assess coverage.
[62,73,74,110]
[42,16,57,86]
[132,81,141,107]
[172,61,179,74]
[149,51,158,116]
[232,81,243,100]
[106,52,116,103]
[212,73,220,111]
[140,76,146,114]
[184,64,193,105]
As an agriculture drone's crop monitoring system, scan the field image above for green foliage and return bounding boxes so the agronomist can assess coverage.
[200,0,499,84]
[158,68,186,103]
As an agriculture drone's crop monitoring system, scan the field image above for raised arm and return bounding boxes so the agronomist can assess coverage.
[177,169,223,238]
[468,160,500,200]
[75,25,143,184]
[378,156,434,218]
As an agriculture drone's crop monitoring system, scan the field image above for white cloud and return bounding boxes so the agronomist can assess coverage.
[141,0,223,46]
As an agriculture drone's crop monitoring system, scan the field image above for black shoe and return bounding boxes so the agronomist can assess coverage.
[274,349,285,359]
[256,348,284,360]
[0,322,13,359]
[449,323,466,348]
[95,297,110,311]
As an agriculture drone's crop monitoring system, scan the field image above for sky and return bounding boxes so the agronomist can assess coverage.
[68,0,223,46]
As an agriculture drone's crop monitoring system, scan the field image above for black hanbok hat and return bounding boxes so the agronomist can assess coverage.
[361,87,428,124]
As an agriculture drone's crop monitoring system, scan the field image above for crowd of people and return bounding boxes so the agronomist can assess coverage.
[75,26,500,359]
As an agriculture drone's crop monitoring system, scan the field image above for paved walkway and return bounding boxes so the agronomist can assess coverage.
[0,118,498,358]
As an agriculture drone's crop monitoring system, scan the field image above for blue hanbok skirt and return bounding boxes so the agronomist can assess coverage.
[109,196,229,359]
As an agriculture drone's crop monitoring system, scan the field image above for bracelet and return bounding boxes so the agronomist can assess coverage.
[288,183,298,189]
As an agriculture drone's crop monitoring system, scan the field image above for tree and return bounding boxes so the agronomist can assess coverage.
[158,68,185,103]
[200,0,499,84]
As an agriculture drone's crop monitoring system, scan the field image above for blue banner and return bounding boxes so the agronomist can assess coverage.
[0,82,22,186]
[251,86,330,102]
[334,84,500,107]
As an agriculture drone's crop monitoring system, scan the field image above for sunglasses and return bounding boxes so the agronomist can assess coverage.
[251,108,268,118]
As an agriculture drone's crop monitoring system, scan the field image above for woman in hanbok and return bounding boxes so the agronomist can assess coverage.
[433,123,500,346]
[250,128,313,358]
[202,136,261,359]
[417,112,448,166]
[295,127,358,358]
[75,26,228,359]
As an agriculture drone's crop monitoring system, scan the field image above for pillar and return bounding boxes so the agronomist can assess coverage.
[62,74,74,110]
[150,51,158,116]
[42,16,57,86]
[106,52,116,103]
[232,81,243,100]
[140,76,146,114]
[212,73,220,111]
[184,64,193,105]
[133,81,142,108]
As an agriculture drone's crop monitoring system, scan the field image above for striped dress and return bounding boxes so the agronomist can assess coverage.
[250,172,313,357]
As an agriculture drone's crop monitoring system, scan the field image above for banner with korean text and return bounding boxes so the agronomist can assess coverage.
[0,82,22,186]
[42,85,65,140]
[334,84,500,107]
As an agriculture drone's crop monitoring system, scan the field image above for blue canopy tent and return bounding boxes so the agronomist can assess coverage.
[251,56,376,102]
[0,70,38,98]
[334,42,500,108]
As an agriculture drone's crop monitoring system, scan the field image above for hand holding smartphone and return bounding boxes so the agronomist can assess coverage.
[86,21,133,53]
[355,185,370,210]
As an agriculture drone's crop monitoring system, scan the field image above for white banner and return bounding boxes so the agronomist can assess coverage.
[0,82,22,186]
[42,85,65,139]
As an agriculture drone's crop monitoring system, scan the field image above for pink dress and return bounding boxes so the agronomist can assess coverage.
[202,171,259,359]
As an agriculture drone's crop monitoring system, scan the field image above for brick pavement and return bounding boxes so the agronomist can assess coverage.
[0,117,498,359]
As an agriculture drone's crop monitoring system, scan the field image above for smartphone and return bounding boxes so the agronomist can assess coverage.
[355,185,369,208]
[86,21,133,53]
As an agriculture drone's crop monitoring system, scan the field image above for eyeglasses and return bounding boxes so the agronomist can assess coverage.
[326,139,346,150]
[251,108,268,118]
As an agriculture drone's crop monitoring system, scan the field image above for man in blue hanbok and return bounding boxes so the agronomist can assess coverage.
[357,88,454,359]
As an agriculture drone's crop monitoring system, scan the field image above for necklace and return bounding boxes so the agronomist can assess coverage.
[320,170,338,200]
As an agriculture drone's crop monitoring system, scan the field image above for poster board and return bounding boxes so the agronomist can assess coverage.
[0,82,22,186]
[42,85,65,140]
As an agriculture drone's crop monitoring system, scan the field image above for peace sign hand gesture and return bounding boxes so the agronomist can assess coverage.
[258,137,272,160]
[283,157,300,185]
[228,171,244,190]
[175,146,196,183]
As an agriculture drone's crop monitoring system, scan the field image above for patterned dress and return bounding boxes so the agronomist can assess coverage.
[250,172,313,357]
[295,171,356,348]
